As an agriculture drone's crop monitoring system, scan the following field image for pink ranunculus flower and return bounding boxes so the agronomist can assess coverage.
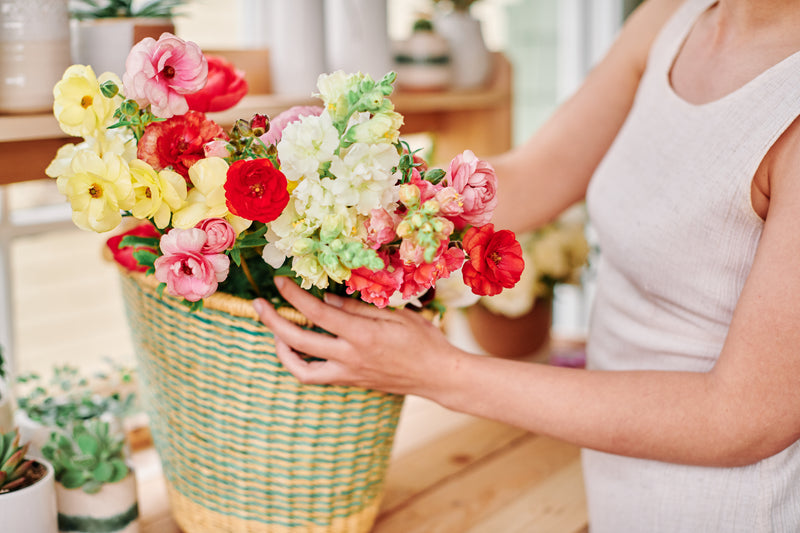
[154,227,230,301]
[203,139,232,158]
[365,208,399,249]
[447,150,498,229]
[259,105,324,146]
[195,218,236,254]
[123,33,208,118]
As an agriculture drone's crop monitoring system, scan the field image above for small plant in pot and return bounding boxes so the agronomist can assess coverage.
[43,419,139,533]
[0,428,59,532]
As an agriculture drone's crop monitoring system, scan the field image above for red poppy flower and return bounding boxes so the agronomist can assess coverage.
[461,224,524,296]
[224,158,289,223]
[138,110,227,180]
[185,55,248,113]
[105,222,161,272]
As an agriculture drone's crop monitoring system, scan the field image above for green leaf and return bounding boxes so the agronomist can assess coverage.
[82,479,103,494]
[132,249,158,269]
[92,462,114,483]
[119,235,159,249]
[60,470,88,489]
[76,433,99,456]
[109,459,129,482]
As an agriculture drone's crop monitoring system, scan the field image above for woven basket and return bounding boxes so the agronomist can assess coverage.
[119,270,404,533]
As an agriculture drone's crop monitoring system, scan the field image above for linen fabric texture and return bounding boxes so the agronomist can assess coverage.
[584,0,800,531]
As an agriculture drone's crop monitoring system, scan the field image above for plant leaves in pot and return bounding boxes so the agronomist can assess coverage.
[0,428,59,533]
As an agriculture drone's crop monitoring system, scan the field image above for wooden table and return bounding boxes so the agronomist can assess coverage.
[134,396,588,533]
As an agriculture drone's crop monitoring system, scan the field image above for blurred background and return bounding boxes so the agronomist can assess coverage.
[0,0,643,378]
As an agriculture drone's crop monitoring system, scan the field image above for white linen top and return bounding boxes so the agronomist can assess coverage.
[583,0,800,530]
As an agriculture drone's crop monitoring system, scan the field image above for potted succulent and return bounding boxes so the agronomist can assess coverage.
[15,362,138,457]
[70,0,189,76]
[431,0,492,88]
[0,347,13,433]
[43,419,139,533]
[0,428,59,532]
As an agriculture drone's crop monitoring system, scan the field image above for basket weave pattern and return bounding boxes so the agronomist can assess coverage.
[119,271,404,532]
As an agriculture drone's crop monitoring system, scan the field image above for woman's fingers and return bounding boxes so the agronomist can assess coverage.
[323,292,404,322]
[273,338,350,386]
[253,297,346,361]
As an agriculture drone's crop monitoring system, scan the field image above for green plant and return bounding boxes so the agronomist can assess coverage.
[42,419,129,494]
[70,0,188,20]
[15,361,138,431]
[432,0,481,12]
[0,429,35,493]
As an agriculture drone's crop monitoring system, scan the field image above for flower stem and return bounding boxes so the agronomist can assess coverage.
[240,257,261,298]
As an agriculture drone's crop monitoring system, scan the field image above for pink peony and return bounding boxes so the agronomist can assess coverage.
[154,228,230,302]
[447,150,498,229]
[259,105,323,146]
[195,218,236,254]
[345,253,403,308]
[122,33,208,118]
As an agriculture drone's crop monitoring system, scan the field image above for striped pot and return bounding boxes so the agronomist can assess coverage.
[55,472,139,533]
[119,270,404,533]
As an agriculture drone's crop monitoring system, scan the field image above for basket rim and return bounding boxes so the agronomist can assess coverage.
[120,268,313,327]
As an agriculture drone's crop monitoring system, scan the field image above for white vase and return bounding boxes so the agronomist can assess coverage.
[71,17,175,77]
[324,0,392,81]
[433,10,492,89]
[393,25,452,91]
[268,0,326,95]
[55,471,140,533]
[0,0,71,114]
[0,458,59,533]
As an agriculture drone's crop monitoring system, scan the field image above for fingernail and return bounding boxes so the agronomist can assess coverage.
[323,293,343,308]
[275,277,286,289]
[253,299,267,314]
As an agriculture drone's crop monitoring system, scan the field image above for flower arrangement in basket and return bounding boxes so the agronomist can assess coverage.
[45,32,523,533]
[46,31,523,314]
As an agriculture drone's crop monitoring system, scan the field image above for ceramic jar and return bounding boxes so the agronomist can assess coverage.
[268,0,326,95]
[324,0,392,81]
[0,458,59,532]
[55,471,140,533]
[433,9,492,89]
[0,0,71,114]
[393,20,452,91]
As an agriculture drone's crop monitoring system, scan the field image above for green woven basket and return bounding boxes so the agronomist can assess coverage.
[119,270,404,533]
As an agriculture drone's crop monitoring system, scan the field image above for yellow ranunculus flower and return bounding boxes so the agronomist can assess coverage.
[56,151,134,233]
[53,65,122,138]
[129,159,188,229]
[171,157,251,234]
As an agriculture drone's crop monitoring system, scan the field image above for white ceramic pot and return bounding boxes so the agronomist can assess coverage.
[0,0,71,114]
[0,458,59,533]
[393,27,452,91]
[324,0,392,81]
[268,0,326,95]
[55,471,139,533]
[71,17,174,77]
[433,10,492,89]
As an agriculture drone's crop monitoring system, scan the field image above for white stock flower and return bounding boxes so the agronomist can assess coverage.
[277,112,339,182]
[327,142,401,215]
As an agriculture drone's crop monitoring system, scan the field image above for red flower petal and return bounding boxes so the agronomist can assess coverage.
[224,158,289,223]
[185,55,248,113]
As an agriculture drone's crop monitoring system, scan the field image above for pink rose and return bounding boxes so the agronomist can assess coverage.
[123,33,208,118]
[447,150,498,229]
[203,139,231,158]
[259,105,323,146]
[195,218,236,254]
[154,228,230,302]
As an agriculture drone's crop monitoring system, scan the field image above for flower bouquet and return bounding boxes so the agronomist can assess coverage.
[46,32,523,533]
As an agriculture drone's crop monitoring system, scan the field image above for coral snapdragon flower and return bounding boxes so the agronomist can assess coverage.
[123,32,208,118]
[462,224,524,296]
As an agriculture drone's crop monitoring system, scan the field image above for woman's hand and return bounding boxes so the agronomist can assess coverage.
[253,277,464,396]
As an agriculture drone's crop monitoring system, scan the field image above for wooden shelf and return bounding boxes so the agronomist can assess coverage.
[0,53,511,186]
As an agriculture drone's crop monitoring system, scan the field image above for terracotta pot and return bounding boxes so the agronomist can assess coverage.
[466,298,552,361]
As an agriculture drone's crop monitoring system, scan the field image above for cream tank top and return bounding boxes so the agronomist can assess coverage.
[583,0,800,531]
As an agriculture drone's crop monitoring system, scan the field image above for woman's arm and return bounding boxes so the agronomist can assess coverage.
[491,0,683,232]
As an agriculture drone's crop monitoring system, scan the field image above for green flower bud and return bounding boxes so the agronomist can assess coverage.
[100,80,119,98]
[119,99,139,116]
